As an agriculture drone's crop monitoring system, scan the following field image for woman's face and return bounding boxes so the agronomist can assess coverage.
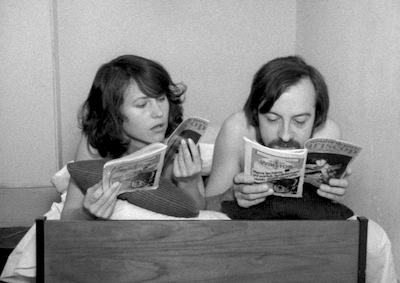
[120,82,169,153]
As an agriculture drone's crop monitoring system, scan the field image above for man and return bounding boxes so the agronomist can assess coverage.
[205,56,397,282]
[206,56,347,211]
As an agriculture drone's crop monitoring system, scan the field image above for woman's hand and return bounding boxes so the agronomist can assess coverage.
[317,167,352,202]
[83,181,121,219]
[172,138,205,208]
[172,138,202,187]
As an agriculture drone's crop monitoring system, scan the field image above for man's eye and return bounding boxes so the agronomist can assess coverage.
[266,116,278,122]
[294,119,307,125]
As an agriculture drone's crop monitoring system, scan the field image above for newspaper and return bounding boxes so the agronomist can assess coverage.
[244,137,307,197]
[304,138,362,187]
[102,117,209,194]
[244,137,362,198]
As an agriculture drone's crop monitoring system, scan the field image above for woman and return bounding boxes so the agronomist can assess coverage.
[61,54,204,220]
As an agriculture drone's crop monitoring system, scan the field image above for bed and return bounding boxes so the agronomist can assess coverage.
[36,216,368,283]
[1,141,369,283]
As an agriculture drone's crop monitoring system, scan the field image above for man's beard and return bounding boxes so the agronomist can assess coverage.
[267,139,301,149]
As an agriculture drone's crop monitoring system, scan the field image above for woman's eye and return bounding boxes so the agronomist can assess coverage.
[158,95,167,102]
[136,102,147,108]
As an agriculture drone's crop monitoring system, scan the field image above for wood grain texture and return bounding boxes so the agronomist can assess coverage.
[40,220,361,283]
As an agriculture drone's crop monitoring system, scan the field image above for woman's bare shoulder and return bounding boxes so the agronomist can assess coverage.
[74,134,101,161]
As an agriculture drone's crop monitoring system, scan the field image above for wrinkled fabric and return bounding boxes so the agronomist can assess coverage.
[348,215,398,283]
[0,194,230,283]
[0,194,65,283]
[1,160,398,283]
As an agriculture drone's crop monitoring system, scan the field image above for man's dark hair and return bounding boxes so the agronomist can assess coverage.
[243,55,329,131]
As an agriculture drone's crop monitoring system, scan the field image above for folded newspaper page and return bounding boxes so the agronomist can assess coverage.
[102,142,167,194]
[304,138,362,187]
[244,137,307,198]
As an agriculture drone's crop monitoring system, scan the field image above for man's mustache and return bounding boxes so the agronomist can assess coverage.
[267,139,301,149]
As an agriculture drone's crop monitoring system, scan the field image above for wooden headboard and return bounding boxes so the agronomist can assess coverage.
[36,217,368,283]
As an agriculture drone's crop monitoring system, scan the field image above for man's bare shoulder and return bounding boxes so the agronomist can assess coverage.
[216,111,256,159]
[313,118,342,140]
[221,111,253,137]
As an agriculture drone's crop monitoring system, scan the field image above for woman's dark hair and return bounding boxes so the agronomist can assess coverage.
[243,55,329,131]
[79,54,185,158]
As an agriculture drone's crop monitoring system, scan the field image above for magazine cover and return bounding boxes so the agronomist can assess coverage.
[102,143,167,194]
[244,137,307,197]
[164,117,209,166]
[165,117,209,147]
[304,138,362,187]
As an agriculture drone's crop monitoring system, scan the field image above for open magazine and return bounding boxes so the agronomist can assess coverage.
[244,137,307,197]
[163,117,209,167]
[244,137,362,198]
[304,138,362,187]
[102,117,209,194]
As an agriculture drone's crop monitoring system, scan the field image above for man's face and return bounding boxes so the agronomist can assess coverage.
[258,77,316,149]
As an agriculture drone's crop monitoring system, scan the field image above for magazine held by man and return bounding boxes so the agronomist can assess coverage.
[102,117,209,194]
[304,138,362,188]
[244,137,362,198]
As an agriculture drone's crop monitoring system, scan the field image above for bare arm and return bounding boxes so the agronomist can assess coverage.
[214,117,349,210]
[61,135,121,220]
[205,114,248,210]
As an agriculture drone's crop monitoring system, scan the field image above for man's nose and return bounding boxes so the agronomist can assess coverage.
[278,124,293,142]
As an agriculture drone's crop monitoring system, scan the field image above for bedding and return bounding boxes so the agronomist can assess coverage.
[222,183,354,220]
[2,140,397,283]
[0,143,229,283]
[68,159,200,218]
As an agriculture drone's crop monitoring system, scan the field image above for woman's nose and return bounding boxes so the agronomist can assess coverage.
[151,100,164,118]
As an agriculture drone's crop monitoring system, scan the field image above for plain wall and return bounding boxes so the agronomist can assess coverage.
[0,0,398,275]
[0,0,61,224]
[56,0,297,164]
[296,0,400,273]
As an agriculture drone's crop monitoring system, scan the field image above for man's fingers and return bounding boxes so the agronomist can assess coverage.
[237,197,266,208]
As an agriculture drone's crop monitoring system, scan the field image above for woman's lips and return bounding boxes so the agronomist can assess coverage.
[151,123,166,133]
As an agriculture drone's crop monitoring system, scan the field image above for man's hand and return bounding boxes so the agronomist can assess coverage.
[317,168,352,202]
[83,181,121,219]
[233,173,274,208]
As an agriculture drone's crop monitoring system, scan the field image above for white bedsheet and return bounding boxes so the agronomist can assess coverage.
[0,148,230,283]
[2,144,398,283]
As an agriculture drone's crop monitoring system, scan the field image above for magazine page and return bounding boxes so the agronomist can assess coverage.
[165,117,209,147]
[164,117,209,166]
[102,142,167,194]
[243,137,307,198]
[304,138,362,187]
